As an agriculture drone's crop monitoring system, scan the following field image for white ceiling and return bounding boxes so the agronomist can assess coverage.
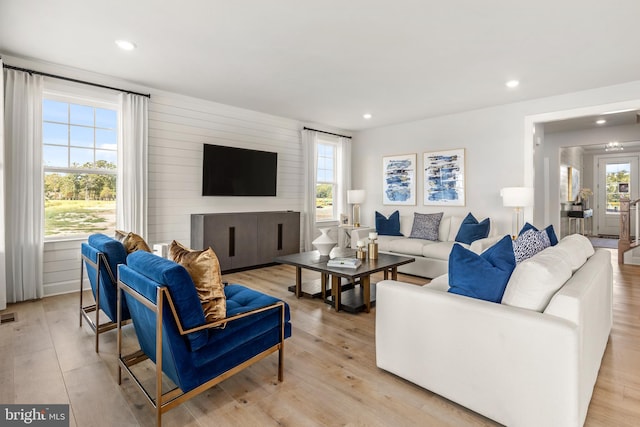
[544,111,640,134]
[2,0,640,131]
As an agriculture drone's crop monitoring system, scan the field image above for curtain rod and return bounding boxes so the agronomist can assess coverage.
[303,126,352,139]
[2,63,151,98]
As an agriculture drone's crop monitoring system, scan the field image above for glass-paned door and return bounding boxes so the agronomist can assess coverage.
[597,155,639,237]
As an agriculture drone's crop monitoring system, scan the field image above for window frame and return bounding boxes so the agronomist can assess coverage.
[315,137,339,223]
[42,89,121,242]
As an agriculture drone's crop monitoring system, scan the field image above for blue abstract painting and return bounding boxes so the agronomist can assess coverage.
[424,149,465,206]
[383,154,416,205]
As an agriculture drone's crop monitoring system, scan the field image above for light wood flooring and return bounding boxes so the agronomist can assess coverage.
[0,248,639,426]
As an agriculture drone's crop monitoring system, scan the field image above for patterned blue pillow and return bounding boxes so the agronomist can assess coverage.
[512,228,551,263]
[409,212,443,241]
[375,211,403,236]
[519,222,558,246]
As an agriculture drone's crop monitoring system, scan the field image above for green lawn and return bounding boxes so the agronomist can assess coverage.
[45,200,116,237]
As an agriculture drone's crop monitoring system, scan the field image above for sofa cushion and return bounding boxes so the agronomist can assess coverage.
[425,273,449,291]
[502,247,572,312]
[512,228,551,263]
[447,216,463,242]
[544,235,593,272]
[439,216,451,242]
[448,235,516,302]
[388,238,433,256]
[376,211,403,236]
[376,235,398,252]
[519,222,559,246]
[169,241,227,323]
[422,241,457,260]
[455,213,490,244]
[563,234,595,259]
[409,212,443,241]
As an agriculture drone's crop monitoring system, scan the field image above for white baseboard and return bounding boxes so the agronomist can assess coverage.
[44,279,89,297]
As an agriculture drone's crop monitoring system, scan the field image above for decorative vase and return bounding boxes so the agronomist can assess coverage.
[312,228,336,256]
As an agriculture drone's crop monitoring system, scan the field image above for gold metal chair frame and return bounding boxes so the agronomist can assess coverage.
[116,278,286,427]
[80,251,130,352]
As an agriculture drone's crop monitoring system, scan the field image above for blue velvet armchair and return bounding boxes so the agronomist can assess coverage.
[116,250,291,427]
[80,233,131,352]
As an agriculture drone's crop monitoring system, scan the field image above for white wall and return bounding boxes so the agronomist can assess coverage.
[2,54,342,296]
[353,80,640,237]
[352,104,527,234]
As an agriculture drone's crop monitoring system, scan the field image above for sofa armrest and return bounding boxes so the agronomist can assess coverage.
[376,280,581,427]
[469,235,505,254]
[350,227,376,248]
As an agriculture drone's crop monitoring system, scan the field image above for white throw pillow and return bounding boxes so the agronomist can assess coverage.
[546,235,590,272]
[447,216,463,242]
[439,216,451,242]
[561,234,595,259]
[501,249,572,312]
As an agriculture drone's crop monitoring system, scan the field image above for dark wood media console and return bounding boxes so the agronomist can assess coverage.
[191,211,300,272]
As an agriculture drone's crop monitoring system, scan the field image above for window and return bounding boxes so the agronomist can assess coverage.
[605,163,630,213]
[43,96,119,239]
[316,140,337,222]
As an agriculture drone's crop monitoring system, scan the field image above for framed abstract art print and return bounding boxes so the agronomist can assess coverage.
[382,153,416,205]
[423,148,465,206]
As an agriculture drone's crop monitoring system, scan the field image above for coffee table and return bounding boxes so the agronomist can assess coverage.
[274,250,415,313]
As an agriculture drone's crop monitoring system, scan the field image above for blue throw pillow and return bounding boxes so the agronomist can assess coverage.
[448,235,516,303]
[455,213,490,244]
[519,222,558,246]
[376,211,403,236]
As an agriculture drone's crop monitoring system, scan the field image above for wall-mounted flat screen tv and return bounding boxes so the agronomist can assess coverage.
[202,144,278,196]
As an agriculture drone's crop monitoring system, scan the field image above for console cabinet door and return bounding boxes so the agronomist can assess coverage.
[192,211,299,272]
[229,214,258,269]
[256,212,300,264]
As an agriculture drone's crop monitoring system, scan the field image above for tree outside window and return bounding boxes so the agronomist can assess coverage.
[605,163,630,213]
[43,98,118,239]
[316,142,337,222]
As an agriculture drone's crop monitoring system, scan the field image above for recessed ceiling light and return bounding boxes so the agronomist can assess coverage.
[505,80,519,89]
[115,40,136,51]
[596,119,607,125]
[363,113,372,120]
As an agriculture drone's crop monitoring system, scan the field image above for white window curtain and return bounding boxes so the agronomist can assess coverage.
[2,65,44,304]
[301,129,318,251]
[337,136,352,225]
[117,93,148,238]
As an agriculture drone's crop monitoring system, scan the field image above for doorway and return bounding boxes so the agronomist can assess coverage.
[596,154,639,237]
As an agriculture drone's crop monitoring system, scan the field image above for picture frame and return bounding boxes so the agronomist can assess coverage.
[423,148,465,206]
[382,153,417,205]
[619,182,629,193]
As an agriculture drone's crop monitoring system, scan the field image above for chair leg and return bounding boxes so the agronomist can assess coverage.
[94,256,102,353]
[278,347,284,382]
[79,259,84,327]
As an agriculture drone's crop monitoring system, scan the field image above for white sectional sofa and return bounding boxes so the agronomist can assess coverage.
[351,214,499,278]
[375,236,613,427]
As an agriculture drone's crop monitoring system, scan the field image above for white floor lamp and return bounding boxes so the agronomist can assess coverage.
[501,187,534,238]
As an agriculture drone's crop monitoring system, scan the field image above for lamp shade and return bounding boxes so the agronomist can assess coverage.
[501,187,534,207]
[347,189,366,204]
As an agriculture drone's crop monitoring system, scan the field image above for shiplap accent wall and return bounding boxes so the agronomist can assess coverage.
[146,92,304,247]
[43,91,307,297]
